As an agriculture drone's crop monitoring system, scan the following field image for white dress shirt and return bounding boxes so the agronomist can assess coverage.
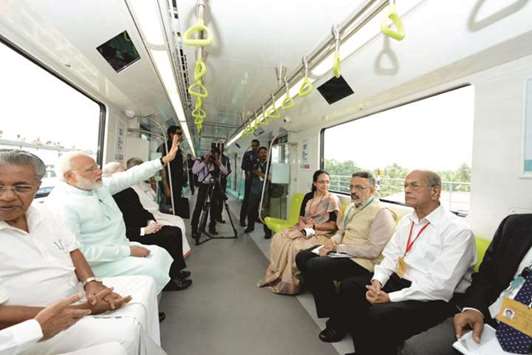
[192,159,228,185]
[0,286,42,355]
[0,203,81,306]
[373,205,476,302]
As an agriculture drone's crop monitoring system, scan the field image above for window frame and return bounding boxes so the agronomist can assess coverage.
[0,34,106,166]
[320,84,473,216]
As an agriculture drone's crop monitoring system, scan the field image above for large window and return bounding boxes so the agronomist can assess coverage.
[323,85,474,215]
[0,39,103,195]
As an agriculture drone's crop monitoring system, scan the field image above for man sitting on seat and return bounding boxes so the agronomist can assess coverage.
[321,170,476,355]
[0,149,165,355]
[400,213,532,355]
[47,137,181,294]
[102,162,191,291]
[0,293,128,355]
[295,171,396,328]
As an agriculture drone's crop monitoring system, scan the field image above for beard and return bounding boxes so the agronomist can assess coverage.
[74,175,102,190]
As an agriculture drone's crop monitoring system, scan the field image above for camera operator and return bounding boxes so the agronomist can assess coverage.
[190,147,228,240]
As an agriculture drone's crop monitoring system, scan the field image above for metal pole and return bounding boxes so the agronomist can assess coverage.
[258,134,279,223]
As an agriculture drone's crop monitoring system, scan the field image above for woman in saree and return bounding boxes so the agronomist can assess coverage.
[259,170,340,294]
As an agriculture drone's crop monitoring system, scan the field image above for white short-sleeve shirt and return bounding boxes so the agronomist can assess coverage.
[0,203,82,306]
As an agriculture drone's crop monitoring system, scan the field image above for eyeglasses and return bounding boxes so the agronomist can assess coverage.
[0,185,35,195]
[351,185,369,191]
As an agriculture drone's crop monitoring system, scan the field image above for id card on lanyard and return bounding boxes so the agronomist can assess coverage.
[396,221,430,277]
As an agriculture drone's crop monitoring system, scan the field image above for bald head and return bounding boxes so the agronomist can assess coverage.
[404,170,441,216]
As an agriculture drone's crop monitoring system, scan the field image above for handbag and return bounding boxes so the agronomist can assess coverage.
[173,196,190,219]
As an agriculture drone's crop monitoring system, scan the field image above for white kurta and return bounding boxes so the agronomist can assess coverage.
[0,203,165,355]
[132,182,190,257]
[47,159,173,293]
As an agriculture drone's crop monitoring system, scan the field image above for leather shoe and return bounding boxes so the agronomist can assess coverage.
[176,270,191,280]
[318,327,346,343]
[240,221,247,227]
[264,234,272,239]
[159,312,166,322]
[163,278,192,291]
[244,227,254,233]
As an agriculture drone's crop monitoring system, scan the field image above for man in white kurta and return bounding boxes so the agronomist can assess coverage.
[0,150,166,355]
[47,140,181,293]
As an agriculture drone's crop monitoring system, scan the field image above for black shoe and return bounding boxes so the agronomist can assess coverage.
[159,312,166,322]
[217,219,226,224]
[208,227,218,235]
[264,234,272,239]
[176,270,191,280]
[244,227,254,233]
[240,221,247,227]
[318,327,346,343]
[163,278,192,291]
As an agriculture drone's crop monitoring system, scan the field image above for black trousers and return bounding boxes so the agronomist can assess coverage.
[246,191,271,237]
[188,173,195,194]
[127,225,186,278]
[295,248,371,318]
[239,176,252,223]
[191,183,216,234]
[334,273,453,355]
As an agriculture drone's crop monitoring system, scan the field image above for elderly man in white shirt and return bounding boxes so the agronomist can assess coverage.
[0,149,166,355]
[322,170,476,355]
[0,292,127,355]
[46,136,181,293]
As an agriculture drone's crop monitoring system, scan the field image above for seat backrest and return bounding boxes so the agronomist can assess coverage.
[474,236,491,272]
[287,193,305,225]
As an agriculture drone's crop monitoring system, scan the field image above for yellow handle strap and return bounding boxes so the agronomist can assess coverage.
[281,95,295,110]
[194,96,203,110]
[381,4,405,41]
[183,19,213,47]
[192,106,206,120]
[332,53,341,78]
[297,77,314,97]
[194,59,207,81]
[188,80,208,98]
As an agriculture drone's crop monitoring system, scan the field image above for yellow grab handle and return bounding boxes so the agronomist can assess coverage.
[188,80,208,98]
[194,59,207,81]
[297,77,314,97]
[194,97,203,110]
[281,95,295,110]
[332,53,341,78]
[183,19,213,47]
[192,106,206,120]
[381,4,405,41]
[266,106,281,119]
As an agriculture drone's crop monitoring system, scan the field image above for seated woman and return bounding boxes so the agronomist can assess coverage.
[259,170,340,294]
[102,162,192,291]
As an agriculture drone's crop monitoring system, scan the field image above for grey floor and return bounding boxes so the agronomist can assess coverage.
[159,198,340,355]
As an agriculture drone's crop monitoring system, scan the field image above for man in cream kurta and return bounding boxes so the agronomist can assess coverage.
[296,171,396,324]
[47,137,180,293]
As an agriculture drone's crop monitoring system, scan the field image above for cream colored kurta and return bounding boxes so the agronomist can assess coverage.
[332,198,396,272]
[47,159,173,293]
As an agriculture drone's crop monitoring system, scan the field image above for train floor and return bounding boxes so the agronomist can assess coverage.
[159,196,350,355]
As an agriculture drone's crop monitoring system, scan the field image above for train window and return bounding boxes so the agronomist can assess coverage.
[0,40,103,196]
[322,85,474,215]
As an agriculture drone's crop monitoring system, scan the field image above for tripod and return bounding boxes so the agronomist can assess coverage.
[195,181,239,245]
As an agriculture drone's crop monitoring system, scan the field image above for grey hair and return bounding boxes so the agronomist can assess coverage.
[102,162,123,177]
[424,170,442,188]
[0,149,46,180]
[352,171,376,187]
[126,157,143,169]
[55,151,93,180]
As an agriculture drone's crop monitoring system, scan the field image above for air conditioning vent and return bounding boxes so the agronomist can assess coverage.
[317,75,354,104]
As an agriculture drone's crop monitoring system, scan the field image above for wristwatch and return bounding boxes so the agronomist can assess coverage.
[82,277,102,288]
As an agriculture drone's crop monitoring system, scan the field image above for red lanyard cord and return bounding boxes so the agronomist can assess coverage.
[404,221,430,255]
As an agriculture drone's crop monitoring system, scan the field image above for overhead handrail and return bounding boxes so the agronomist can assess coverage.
[188,80,208,98]
[381,2,405,41]
[281,79,295,110]
[194,58,207,81]
[297,56,314,97]
[266,94,282,119]
[183,18,213,47]
[332,25,342,78]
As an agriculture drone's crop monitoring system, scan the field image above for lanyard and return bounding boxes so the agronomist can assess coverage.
[343,197,375,229]
[404,221,430,255]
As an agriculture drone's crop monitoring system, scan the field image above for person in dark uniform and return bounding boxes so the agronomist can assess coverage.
[239,139,259,227]
[186,153,196,195]
[157,125,185,214]
[216,152,231,223]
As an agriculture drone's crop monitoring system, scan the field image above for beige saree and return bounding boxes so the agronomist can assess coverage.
[258,192,340,294]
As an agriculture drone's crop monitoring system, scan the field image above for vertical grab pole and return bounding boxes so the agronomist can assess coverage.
[258,133,280,223]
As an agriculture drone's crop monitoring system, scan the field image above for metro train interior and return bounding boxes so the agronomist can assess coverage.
[1,0,532,354]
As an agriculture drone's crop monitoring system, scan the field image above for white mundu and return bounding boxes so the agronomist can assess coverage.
[0,203,166,355]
